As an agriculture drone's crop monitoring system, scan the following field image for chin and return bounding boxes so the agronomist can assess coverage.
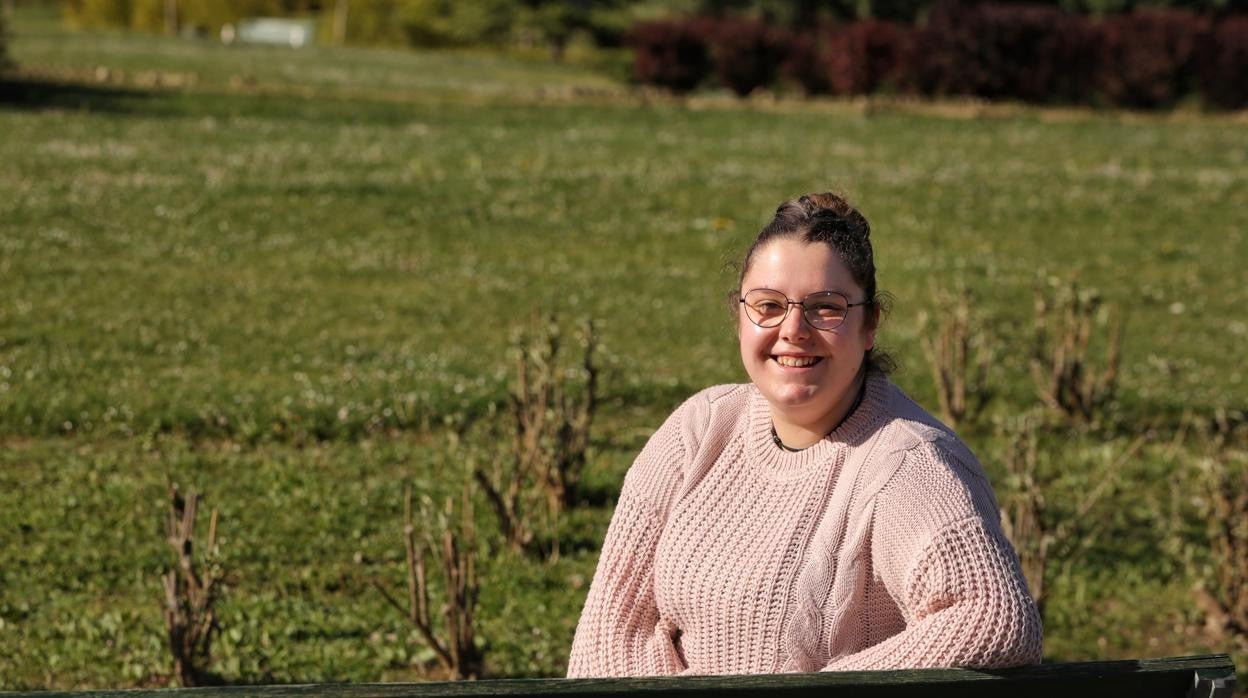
[765,384,826,410]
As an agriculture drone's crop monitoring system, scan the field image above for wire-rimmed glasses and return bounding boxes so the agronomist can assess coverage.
[739,288,872,332]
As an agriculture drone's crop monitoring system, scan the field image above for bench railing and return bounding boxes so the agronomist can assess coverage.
[2,654,1236,698]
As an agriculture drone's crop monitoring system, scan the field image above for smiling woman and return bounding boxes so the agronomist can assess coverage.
[567,192,1043,677]
[737,240,877,450]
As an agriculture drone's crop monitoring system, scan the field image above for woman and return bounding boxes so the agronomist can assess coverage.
[567,192,1043,677]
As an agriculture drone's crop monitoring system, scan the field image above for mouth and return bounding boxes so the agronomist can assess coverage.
[772,355,823,368]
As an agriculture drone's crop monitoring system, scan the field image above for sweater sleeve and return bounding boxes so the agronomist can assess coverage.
[823,444,1044,671]
[566,401,693,678]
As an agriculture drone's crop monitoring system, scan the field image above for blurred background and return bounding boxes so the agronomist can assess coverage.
[0,0,1245,691]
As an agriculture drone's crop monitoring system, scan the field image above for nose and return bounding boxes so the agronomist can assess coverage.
[779,303,810,342]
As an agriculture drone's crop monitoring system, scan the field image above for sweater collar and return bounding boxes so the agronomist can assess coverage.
[745,372,892,478]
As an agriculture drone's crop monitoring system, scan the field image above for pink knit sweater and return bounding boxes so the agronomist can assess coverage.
[567,373,1043,677]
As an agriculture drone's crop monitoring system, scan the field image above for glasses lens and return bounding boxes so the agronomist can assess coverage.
[803,292,848,330]
[743,289,789,327]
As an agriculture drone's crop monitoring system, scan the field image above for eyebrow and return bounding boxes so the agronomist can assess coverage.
[747,287,851,297]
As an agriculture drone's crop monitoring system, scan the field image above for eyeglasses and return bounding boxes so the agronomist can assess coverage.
[739,288,871,332]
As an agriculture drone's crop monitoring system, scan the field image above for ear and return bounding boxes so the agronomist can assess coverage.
[863,304,881,350]
[729,291,743,338]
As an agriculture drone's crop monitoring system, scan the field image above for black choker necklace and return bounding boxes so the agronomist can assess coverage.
[770,377,867,452]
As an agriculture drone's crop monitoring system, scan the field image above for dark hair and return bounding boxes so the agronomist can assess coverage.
[732,192,897,375]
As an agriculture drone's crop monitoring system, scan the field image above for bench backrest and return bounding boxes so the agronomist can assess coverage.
[3,654,1235,697]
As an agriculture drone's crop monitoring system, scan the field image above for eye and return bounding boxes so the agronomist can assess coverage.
[810,301,847,318]
[806,293,849,318]
[753,300,786,315]
[744,290,789,317]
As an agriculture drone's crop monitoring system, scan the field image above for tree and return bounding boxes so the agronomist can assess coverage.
[400,0,516,47]
[520,0,626,60]
[697,0,859,24]
[0,3,10,70]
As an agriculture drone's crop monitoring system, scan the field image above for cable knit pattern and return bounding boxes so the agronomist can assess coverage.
[567,373,1043,678]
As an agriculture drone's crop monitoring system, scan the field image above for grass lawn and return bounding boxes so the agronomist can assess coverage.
[2,4,1246,690]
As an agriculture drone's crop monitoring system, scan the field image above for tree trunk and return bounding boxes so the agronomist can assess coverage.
[332,0,349,46]
[164,0,177,35]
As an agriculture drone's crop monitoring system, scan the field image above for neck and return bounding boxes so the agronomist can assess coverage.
[771,368,867,449]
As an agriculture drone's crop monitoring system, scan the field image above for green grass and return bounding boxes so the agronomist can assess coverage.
[2,5,1247,690]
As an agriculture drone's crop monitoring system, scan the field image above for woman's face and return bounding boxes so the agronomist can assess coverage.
[738,238,877,428]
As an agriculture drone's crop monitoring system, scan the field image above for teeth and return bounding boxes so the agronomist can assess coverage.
[776,356,819,367]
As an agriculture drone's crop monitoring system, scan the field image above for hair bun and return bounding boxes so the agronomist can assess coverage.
[798,193,870,237]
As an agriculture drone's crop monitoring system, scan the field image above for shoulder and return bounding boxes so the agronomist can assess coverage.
[674,383,752,430]
[651,383,751,464]
[861,378,997,522]
[869,379,979,468]
[621,384,751,504]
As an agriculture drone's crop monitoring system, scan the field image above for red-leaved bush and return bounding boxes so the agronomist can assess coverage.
[627,19,712,94]
[704,17,791,97]
[1093,9,1212,108]
[783,30,832,95]
[626,7,1236,109]
[1198,15,1248,109]
[916,1,1096,102]
[824,20,916,95]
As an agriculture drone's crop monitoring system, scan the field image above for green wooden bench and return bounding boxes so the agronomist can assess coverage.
[4,654,1236,697]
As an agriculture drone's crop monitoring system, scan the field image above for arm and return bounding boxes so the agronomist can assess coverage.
[566,405,692,678]
[824,446,1043,671]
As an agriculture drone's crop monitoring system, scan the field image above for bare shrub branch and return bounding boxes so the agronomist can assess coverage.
[475,313,598,555]
[998,419,1049,611]
[998,418,1145,618]
[541,318,598,512]
[917,284,994,428]
[1193,445,1248,639]
[1029,280,1122,423]
[373,482,482,680]
[472,422,535,552]
[161,484,223,687]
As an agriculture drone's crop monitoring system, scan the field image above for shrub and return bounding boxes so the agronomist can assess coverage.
[916,1,1096,103]
[782,30,832,95]
[1198,15,1248,109]
[704,17,791,97]
[824,19,915,95]
[915,1,984,97]
[474,314,598,555]
[917,284,995,429]
[161,486,224,687]
[373,483,483,680]
[870,0,931,23]
[1093,9,1212,109]
[1029,280,1121,425]
[997,417,1146,620]
[1193,448,1248,639]
[627,18,712,93]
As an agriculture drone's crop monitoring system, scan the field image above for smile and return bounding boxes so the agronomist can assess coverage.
[774,355,823,368]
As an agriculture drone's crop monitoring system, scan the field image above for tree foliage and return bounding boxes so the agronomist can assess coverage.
[63,0,324,33]
[0,10,10,69]
[60,0,629,55]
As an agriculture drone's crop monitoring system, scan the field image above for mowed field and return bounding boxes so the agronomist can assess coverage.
[2,6,1247,690]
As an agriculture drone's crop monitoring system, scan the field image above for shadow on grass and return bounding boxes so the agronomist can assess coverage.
[569,482,618,509]
[0,71,154,112]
